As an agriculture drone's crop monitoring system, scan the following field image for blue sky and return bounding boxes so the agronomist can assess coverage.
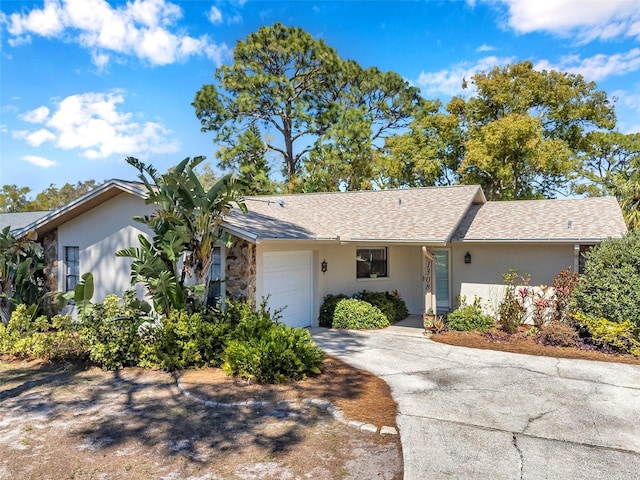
[1,0,640,194]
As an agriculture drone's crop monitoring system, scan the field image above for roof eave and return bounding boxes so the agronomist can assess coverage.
[15,180,147,238]
[453,235,624,243]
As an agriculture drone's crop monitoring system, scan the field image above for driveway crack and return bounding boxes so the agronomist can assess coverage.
[512,433,524,480]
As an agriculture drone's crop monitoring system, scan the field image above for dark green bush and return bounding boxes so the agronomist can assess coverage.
[534,322,579,348]
[571,231,640,329]
[446,304,495,332]
[318,294,349,327]
[332,298,389,330]
[319,290,408,327]
[357,290,409,324]
[222,301,324,383]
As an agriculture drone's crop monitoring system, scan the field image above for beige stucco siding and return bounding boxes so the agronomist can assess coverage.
[449,242,575,310]
[256,242,424,325]
[57,193,154,302]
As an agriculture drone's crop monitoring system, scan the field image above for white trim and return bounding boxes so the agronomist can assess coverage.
[573,244,580,273]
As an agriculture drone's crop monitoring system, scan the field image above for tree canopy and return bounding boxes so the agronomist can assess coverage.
[193,22,425,191]
[0,181,98,213]
[385,61,617,200]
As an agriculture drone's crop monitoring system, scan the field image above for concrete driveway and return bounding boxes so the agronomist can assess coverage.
[310,321,640,480]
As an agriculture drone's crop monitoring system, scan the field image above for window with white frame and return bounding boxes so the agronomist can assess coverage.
[356,247,388,278]
[65,246,79,292]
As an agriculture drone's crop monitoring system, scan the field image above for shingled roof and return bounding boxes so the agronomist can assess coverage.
[0,211,50,233]
[223,185,485,244]
[452,196,627,242]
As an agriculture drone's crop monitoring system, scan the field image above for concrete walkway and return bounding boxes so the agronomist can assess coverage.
[310,318,640,480]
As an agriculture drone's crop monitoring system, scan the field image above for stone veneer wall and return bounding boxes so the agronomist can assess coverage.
[225,236,256,306]
[41,229,58,317]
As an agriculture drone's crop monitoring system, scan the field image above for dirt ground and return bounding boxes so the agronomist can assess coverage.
[0,356,402,480]
[431,328,640,365]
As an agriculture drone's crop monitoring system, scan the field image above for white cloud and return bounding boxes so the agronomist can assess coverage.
[476,44,495,52]
[12,91,180,159]
[4,0,229,66]
[485,0,640,42]
[20,106,50,123]
[13,128,57,147]
[535,48,640,82]
[22,155,57,168]
[417,56,515,97]
[208,6,223,24]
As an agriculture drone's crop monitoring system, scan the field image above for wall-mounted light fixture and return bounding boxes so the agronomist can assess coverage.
[321,259,328,274]
[464,252,472,264]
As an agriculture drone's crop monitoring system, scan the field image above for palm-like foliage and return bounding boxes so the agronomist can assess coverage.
[118,157,246,314]
[0,227,44,324]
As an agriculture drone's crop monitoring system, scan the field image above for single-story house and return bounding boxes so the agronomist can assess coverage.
[16,181,627,327]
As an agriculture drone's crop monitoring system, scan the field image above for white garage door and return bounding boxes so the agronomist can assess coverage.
[262,250,313,328]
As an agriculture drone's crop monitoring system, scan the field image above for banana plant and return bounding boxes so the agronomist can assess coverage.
[0,226,45,324]
[55,272,95,317]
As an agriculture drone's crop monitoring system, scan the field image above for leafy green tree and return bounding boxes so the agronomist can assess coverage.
[457,61,615,199]
[117,157,246,313]
[217,124,276,194]
[460,113,574,199]
[575,132,640,196]
[0,227,44,324]
[379,103,463,188]
[28,180,98,211]
[570,132,640,228]
[193,23,424,190]
[388,61,616,199]
[0,185,31,213]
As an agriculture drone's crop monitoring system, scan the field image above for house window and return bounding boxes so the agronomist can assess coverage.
[65,246,79,292]
[356,247,387,278]
[206,245,224,306]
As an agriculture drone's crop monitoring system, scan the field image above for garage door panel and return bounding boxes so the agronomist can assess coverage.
[263,251,312,328]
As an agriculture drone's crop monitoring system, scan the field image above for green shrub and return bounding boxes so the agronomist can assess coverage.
[318,294,349,327]
[222,303,324,383]
[357,290,409,324]
[446,304,495,332]
[535,322,578,348]
[144,308,234,370]
[332,298,389,330]
[573,313,640,356]
[497,270,529,334]
[0,304,82,360]
[571,231,640,328]
[79,294,148,370]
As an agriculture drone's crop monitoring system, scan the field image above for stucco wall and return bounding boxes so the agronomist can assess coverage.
[450,242,575,312]
[255,242,425,321]
[56,193,154,302]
